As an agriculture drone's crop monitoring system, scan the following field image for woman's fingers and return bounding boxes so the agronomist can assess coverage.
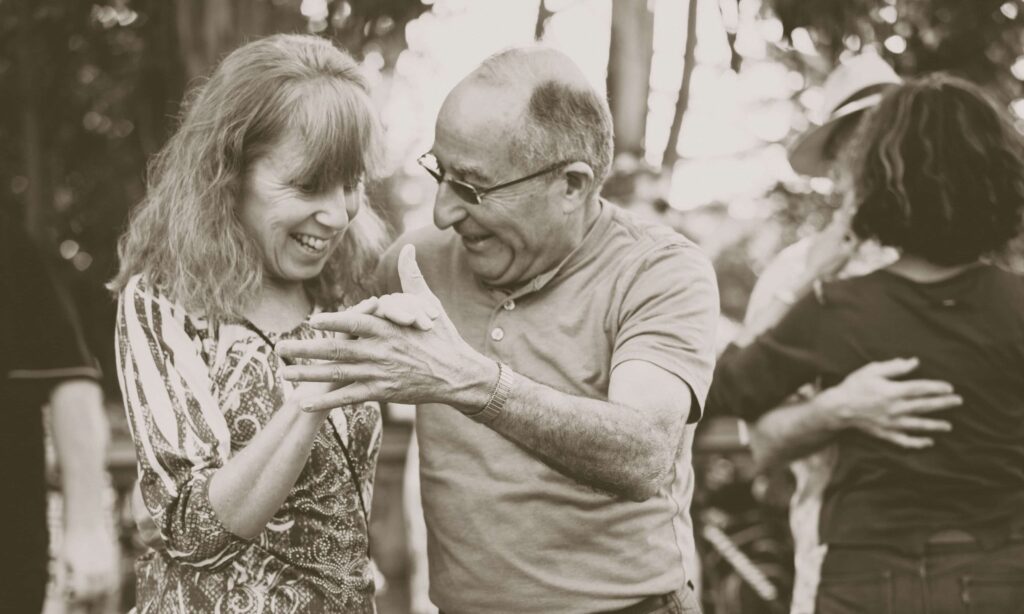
[368,293,438,331]
[299,382,376,412]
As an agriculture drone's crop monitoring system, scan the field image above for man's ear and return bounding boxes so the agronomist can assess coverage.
[558,161,595,212]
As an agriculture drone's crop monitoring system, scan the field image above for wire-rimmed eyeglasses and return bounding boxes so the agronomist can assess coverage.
[417,152,567,205]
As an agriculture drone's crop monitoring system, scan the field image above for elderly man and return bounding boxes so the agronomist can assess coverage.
[278,47,717,613]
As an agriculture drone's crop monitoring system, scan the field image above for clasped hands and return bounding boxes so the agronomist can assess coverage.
[277,245,498,413]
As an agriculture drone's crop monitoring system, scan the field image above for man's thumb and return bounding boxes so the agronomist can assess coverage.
[398,244,434,298]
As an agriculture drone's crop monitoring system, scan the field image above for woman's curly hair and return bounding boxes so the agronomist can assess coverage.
[109,34,389,318]
[848,73,1024,266]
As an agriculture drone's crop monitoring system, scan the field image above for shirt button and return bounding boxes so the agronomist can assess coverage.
[503,299,515,311]
[490,327,505,342]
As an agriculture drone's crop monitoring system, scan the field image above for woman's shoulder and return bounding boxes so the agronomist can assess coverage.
[119,273,213,331]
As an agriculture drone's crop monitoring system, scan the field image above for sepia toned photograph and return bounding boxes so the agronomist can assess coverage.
[2,1,1023,612]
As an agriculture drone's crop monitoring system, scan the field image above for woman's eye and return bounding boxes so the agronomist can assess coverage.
[292,182,318,196]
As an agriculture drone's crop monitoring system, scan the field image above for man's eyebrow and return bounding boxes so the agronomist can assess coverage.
[447,163,492,186]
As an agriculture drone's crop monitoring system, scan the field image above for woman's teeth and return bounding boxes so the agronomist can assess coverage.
[292,234,328,252]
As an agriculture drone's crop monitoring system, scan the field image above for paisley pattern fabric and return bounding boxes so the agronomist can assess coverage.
[116,274,381,613]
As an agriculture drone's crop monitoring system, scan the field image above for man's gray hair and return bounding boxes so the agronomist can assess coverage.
[476,48,614,198]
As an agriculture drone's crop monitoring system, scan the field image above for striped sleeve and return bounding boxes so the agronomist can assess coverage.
[115,275,247,568]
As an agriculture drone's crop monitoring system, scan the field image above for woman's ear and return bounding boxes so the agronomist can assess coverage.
[558,161,595,212]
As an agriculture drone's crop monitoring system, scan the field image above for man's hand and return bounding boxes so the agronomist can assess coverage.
[818,357,962,448]
[61,522,119,608]
[276,245,496,412]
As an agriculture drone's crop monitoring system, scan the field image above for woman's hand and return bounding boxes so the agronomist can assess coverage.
[351,293,440,331]
[803,204,860,284]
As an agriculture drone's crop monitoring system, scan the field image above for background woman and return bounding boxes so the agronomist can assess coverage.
[110,34,390,613]
[707,74,1024,614]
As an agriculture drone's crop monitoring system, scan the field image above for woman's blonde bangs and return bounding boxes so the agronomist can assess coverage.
[286,77,385,194]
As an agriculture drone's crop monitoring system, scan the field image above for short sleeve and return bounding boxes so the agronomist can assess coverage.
[5,223,100,387]
[706,291,823,422]
[612,243,720,421]
[115,276,247,568]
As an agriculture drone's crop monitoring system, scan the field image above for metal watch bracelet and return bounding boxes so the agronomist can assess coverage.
[467,361,513,425]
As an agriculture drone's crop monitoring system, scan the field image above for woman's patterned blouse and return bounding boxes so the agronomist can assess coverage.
[116,275,381,613]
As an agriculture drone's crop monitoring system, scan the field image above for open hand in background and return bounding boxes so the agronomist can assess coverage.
[819,357,962,449]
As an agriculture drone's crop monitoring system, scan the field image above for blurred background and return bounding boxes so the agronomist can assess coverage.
[2,0,1023,612]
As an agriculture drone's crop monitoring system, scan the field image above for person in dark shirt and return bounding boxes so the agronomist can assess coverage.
[707,74,1024,614]
[1,208,119,612]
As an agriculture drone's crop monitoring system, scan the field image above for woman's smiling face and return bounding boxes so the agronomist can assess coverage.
[238,134,363,288]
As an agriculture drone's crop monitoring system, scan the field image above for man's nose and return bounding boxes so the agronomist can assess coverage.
[432,183,468,230]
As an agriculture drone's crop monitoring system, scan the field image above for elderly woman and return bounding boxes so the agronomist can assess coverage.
[707,75,1024,614]
[110,34,403,612]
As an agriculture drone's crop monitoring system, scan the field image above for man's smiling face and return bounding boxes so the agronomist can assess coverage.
[429,80,577,289]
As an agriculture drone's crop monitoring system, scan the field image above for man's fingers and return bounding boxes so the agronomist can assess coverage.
[892,394,962,415]
[303,312,393,338]
[891,416,953,433]
[276,338,365,362]
[893,379,957,399]
[860,357,920,378]
[282,363,375,384]
[299,382,377,412]
[869,428,934,449]
[398,244,438,302]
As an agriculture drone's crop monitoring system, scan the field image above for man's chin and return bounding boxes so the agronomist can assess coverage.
[464,253,515,287]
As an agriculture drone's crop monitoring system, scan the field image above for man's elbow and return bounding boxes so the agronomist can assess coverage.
[621,480,661,503]
[621,452,676,502]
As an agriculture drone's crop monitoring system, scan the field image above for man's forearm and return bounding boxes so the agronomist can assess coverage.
[50,379,110,530]
[487,376,684,502]
[748,393,844,472]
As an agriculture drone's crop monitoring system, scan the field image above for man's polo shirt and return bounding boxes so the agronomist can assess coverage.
[378,200,719,613]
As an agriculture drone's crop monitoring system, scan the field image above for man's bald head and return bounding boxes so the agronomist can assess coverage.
[444,46,613,199]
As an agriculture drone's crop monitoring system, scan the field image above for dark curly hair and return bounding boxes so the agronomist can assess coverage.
[848,74,1024,266]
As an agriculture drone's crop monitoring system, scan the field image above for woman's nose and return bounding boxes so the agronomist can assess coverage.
[314,187,359,229]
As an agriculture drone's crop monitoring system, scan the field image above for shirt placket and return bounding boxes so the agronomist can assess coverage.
[483,277,546,360]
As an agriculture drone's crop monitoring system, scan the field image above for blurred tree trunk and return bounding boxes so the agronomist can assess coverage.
[606,0,654,159]
[136,0,187,157]
[662,0,699,170]
[174,0,307,82]
[13,0,48,241]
